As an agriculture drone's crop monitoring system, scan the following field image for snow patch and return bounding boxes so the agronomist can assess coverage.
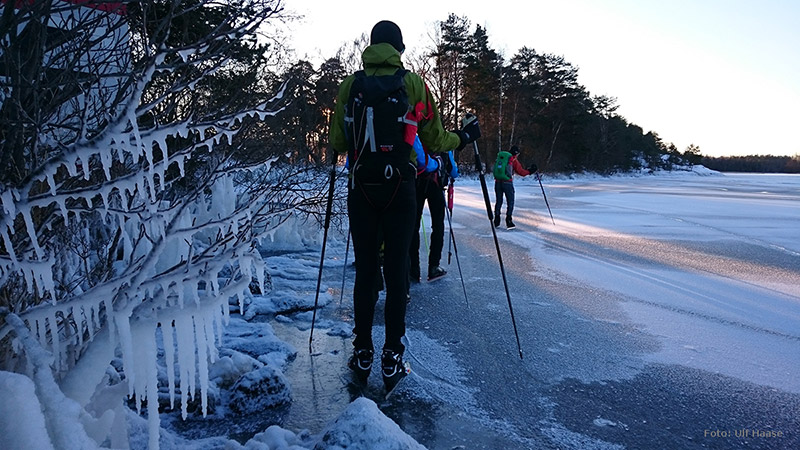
[315,398,426,450]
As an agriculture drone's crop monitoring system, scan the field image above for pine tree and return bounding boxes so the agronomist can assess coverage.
[462,25,503,161]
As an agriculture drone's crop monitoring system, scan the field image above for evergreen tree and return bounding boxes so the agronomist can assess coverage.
[431,14,470,130]
[505,47,539,156]
[314,57,348,163]
[462,25,503,162]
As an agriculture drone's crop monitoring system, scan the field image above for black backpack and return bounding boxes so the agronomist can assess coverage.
[345,69,413,184]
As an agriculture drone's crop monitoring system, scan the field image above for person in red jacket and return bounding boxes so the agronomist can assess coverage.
[494,145,537,229]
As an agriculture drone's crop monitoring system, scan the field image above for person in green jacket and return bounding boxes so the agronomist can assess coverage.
[494,145,537,229]
[330,20,479,390]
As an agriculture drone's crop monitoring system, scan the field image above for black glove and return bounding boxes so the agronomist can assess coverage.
[454,130,468,151]
[433,155,447,185]
[528,163,538,173]
[454,113,481,151]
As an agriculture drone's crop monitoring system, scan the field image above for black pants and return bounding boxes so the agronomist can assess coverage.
[348,177,416,354]
[410,176,446,275]
[494,180,515,218]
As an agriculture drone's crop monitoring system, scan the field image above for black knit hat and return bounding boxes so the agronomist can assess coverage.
[510,145,520,155]
[370,20,405,53]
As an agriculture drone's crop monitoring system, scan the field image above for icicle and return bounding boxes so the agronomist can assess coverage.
[21,208,44,259]
[64,154,78,177]
[208,272,218,296]
[22,266,35,296]
[161,321,177,410]
[35,318,45,350]
[214,304,224,346]
[142,136,156,171]
[194,314,209,417]
[166,281,175,306]
[177,122,189,139]
[0,225,17,264]
[238,255,250,279]
[111,137,123,163]
[99,189,109,220]
[123,181,136,211]
[146,219,159,251]
[177,48,193,62]
[143,138,155,175]
[187,281,199,306]
[48,312,61,372]
[175,153,186,177]
[174,313,196,420]
[145,328,160,450]
[186,316,197,400]
[56,196,69,223]
[103,298,116,344]
[234,291,242,318]
[35,261,56,303]
[158,281,167,307]
[74,307,84,348]
[244,209,253,240]
[46,172,57,196]
[176,281,184,308]
[129,321,159,450]
[237,256,250,315]
[1,187,17,217]
[204,311,217,365]
[254,255,266,295]
[128,109,143,160]
[99,149,112,181]
[80,156,90,181]
[130,323,147,412]
[156,136,168,192]
[144,173,156,208]
[122,226,133,263]
[116,312,135,399]
[86,304,96,340]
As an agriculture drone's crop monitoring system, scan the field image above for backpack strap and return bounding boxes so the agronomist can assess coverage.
[343,70,366,122]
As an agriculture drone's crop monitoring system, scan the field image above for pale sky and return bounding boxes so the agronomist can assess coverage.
[283,0,799,158]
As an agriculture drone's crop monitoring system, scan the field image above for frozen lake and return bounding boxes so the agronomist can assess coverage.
[284,171,800,449]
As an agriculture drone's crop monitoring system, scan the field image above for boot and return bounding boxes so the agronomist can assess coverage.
[347,348,373,383]
[493,213,501,228]
[381,349,408,391]
[506,215,516,229]
[427,266,447,281]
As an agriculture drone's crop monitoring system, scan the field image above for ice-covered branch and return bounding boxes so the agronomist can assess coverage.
[1,1,296,448]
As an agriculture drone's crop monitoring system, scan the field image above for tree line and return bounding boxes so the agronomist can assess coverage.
[701,155,800,173]
[274,13,707,174]
[148,10,794,175]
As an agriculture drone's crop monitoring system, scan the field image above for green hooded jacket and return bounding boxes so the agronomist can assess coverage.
[330,43,461,163]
